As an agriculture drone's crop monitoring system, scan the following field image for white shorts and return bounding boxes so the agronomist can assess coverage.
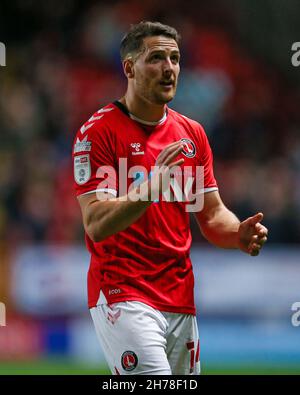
[90,301,200,375]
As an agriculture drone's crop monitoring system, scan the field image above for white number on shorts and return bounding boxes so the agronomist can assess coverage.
[186,340,200,373]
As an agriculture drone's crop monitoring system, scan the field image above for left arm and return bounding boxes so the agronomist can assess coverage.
[194,190,268,256]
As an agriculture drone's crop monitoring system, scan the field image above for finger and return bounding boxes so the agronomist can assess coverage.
[257,236,267,246]
[248,241,261,251]
[164,140,183,148]
[252,232,267,243]
[251,235,258,242]
[249,212,264,226]
[162,140,183,152]
[167,140,183,148]
[157,142,183,164]
[163,144,184,166]
[255,224,268,237]
[252,243,261,250]
[249,242,261,254]
[169,158,184,168]
[157,141,181,158]
[250,249,260,257]
[248,236,267,253]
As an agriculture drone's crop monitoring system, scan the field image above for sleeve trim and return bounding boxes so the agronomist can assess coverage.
[78,188,117,197]
[203,187,218,193]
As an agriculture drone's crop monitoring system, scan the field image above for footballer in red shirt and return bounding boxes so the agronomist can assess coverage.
[73,21,268,375]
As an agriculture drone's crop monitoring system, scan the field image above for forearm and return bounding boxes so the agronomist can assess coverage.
[197,206,240,249]
[80,141,186,242]
[85,181,152,242]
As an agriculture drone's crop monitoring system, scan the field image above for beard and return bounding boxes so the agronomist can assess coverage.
[146,83,177,105]
[152,90,175,104]
[135,75,177,105]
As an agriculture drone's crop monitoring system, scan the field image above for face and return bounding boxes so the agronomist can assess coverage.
[127,35,180,105]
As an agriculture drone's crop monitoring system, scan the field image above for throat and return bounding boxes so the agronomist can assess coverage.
[115,98,168,126]
[128,111,167,126]
[118,96,168,125]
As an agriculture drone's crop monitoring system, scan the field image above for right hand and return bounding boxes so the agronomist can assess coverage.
[149,140,185,200]
[237,212,268,256]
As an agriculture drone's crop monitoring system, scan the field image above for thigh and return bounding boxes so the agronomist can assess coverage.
[90,301,172,375]
[164,313,201,375]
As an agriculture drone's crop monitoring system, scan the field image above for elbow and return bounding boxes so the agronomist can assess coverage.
[89,233,105,243]
[81,200,111,242]
[86,223,106,243]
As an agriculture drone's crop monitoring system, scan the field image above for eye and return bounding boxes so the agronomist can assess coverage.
[171,55,179,64]
[150,53,163,62]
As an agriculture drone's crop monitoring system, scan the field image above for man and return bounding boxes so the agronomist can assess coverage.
[72,21,268,375]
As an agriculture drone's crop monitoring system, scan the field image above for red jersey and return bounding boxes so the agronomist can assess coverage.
[72,101,218,314]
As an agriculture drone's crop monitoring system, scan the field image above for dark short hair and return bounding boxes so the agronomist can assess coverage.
[120,21,180,61]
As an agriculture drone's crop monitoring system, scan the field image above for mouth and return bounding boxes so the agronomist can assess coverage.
[159,80,175,89]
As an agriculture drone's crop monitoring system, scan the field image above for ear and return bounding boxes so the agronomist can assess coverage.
[123,58,135,79]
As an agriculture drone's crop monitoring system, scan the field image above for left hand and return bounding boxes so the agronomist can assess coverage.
[238,212,268,256]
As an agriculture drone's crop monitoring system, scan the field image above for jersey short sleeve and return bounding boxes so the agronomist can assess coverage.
[72,122,117,197]
[196,124,218,193]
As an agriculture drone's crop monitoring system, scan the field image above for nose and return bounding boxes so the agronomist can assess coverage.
[162,57,173,72]
[162,57,175,79]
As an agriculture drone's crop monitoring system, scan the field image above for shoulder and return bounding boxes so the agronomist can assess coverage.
[73,103,120,157]
[81,103,117,134]
[73,103,118,143]
[168,107,208,140]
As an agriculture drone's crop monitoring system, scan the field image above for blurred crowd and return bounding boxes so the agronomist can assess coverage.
[0,0,300,246]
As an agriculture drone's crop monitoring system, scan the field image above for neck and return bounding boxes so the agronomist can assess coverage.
[119,91,166,123]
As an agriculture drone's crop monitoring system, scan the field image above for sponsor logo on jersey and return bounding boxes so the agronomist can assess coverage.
[180,138,196,158]
[74,135,92,153]
[74,154,91,185]
[131,143,144,155]
[121,351,138,372]
[109,288,121,295]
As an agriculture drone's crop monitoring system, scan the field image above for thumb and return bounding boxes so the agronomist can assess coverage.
[248,212,264,226]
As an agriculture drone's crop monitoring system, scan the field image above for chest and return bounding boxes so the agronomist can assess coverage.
[115,121,200,171]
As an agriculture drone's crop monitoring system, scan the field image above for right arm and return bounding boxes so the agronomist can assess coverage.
[78,190,152,243]
[78,141,184,242]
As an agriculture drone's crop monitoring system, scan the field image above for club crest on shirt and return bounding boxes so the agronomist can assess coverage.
[74,154,91,185]
[121,351,138,372]
[180,138,196,158]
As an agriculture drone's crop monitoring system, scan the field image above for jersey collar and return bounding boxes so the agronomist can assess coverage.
[114,100,168,126]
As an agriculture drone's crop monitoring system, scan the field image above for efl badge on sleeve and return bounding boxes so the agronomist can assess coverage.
[74,154,91,185]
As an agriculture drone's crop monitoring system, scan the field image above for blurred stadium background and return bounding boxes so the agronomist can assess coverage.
[0,0,300,375]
